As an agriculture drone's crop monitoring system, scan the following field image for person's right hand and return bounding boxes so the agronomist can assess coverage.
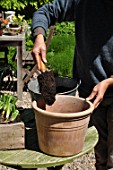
[32,34,47,70]
[86,78,113,109]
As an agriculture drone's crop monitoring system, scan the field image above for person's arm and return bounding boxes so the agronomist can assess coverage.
[33,27,46,40]
[32,0,76,38]
[86,77,113,109]
[31,0,76,69]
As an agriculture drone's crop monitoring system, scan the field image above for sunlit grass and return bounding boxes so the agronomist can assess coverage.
[47,35,75,78]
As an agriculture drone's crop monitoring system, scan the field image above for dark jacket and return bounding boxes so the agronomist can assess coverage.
[32,0,113,98]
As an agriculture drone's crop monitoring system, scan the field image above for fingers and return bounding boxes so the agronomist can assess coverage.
[86,94,102,109]
[32,34,47,70]
[35,53,42,70]
[93,95,103,109]
[86,92,104,109]
[86,86,103,109]
[32,47,47,70]
[86,88,98,101]
[41,47,47,63]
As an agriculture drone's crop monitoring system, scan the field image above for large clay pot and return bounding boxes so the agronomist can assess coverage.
[32,95,94,157]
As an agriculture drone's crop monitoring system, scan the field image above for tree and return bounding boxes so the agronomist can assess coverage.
[0,0,53,10]
[0,0,53,20]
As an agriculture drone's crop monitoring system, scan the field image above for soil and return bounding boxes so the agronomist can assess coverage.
[38,71,56,105]
[0,91,96,170]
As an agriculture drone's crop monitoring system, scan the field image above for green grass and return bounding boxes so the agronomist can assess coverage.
[0,52,4,58]
[46,35,75,78]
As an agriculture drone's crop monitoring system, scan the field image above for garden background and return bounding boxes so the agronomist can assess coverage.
[0,2,97,170]
[0,0,75,78]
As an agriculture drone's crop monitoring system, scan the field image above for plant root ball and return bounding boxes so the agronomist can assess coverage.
[38,71,56,105]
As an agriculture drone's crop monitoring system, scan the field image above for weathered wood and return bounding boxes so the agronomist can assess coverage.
[0,126,98,169]
[0,33,25,100]
[14,51,34,67]
[0,122,25,150]
[22,51,33,61]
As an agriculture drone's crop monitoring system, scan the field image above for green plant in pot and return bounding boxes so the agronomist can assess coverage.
[9,14,25,28]
[0,93,19,123]
[7,14,26,35]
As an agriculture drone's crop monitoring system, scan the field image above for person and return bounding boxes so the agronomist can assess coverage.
[31,0,113,169]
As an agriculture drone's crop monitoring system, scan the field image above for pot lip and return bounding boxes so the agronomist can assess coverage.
[32,95,94,118]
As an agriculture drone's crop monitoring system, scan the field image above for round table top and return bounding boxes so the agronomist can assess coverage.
[0,126,98,169]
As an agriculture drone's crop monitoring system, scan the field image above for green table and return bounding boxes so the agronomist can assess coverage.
[0,126,98,170]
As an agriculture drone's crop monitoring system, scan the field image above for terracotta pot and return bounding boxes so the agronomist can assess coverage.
[32,95,94,157]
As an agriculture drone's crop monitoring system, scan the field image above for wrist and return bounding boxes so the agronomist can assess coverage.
[106,76,113,87]
[35,34,45,43]
[36,34,44,38]
[33,27,46,41]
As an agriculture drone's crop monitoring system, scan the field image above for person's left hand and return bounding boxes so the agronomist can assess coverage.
[86,78,113,109]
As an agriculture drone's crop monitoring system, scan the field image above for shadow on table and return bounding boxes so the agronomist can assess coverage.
[19,108,40,151]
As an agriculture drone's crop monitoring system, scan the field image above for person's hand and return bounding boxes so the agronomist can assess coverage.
[86,78,113,109]
[32,34,47,70]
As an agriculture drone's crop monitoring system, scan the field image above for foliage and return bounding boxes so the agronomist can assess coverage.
[7,47,17,71]
[10,14,25,26]
[53,22,75,36]
[0,0,53,21]
[1,0,34,11]
[0,93,19,123]
[0,0,75,77]
[47,35,75,78]
[0,0,53,11]
[6,21,75,76]
[25,34,34,51]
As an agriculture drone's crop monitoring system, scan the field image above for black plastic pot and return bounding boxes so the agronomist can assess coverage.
[28,77,79,102]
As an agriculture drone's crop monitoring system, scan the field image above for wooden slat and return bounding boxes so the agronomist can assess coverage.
[22,51,33,61]
[0,126,98,169]
[0,122,25,150]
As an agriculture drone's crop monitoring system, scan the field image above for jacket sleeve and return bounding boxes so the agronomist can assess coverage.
[32,0,76,38]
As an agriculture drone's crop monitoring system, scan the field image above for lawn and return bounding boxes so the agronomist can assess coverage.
[47,34,75,78]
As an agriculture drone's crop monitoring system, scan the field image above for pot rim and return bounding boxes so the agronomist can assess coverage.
[32,95,94,118]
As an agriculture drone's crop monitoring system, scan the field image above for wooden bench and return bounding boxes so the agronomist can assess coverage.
[0,107,98,170]
[22,51,34,67]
